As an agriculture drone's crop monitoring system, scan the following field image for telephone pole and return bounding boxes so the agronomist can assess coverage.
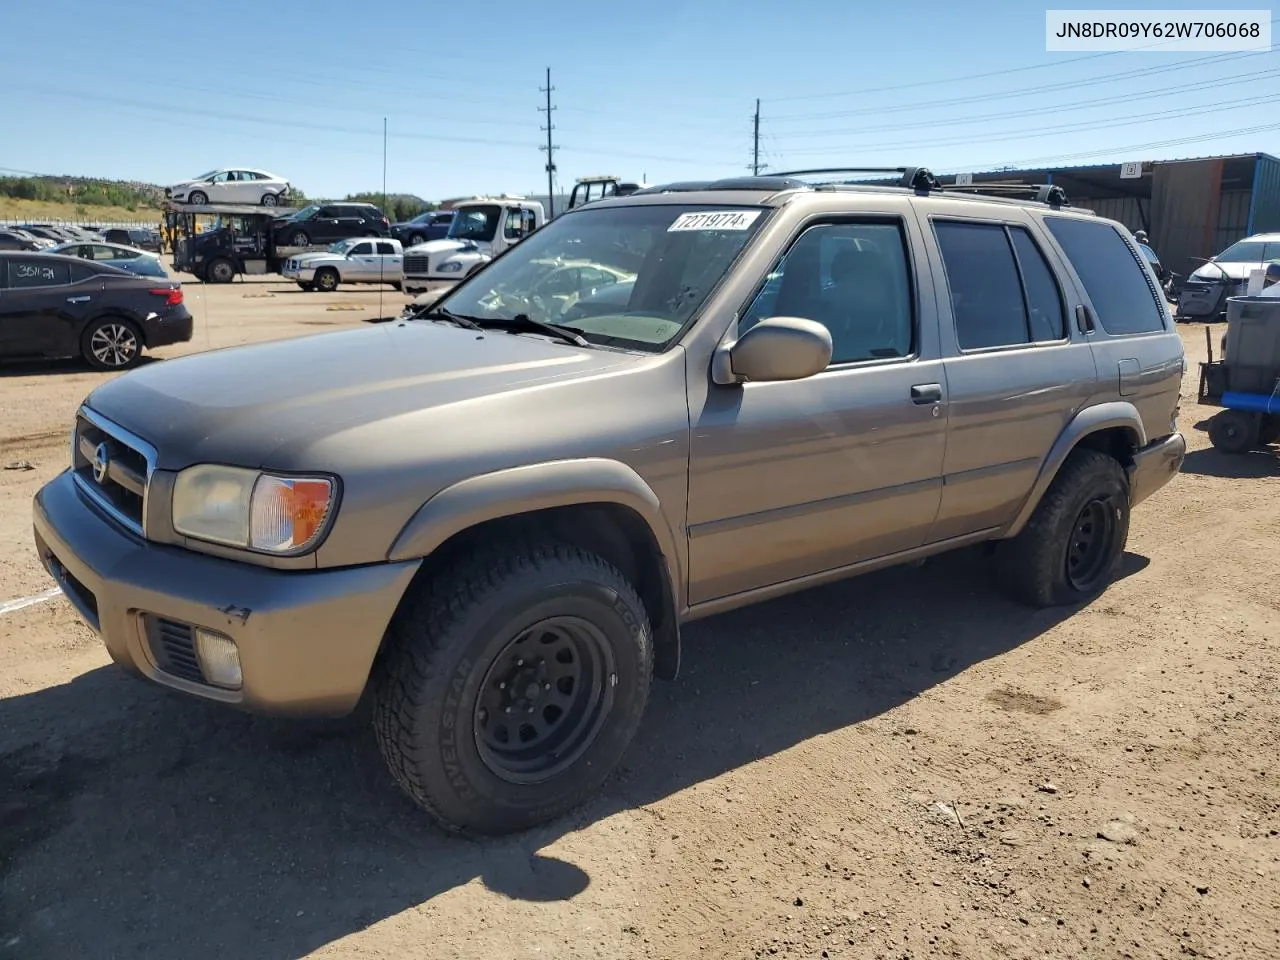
[752,98,761,176]
[539,68,557,218]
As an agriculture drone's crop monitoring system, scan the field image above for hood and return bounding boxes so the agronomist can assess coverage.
[1190,261,1261,282]
[83,322,636,471]
[404,238,472,257]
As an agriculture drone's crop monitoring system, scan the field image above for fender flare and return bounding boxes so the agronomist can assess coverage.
[1004,401,1146,538]
[386,459,685,678]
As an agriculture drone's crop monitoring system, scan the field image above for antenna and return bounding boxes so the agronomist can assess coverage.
[378,116,387,319]
[538,68,557,218]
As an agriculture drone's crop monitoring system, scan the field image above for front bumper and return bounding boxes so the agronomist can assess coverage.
[1128,432,1186,507]
[33,471,420,716]
[402,278,458,296]
[281,265,317,281]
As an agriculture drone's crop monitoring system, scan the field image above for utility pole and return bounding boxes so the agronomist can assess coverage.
[752,98,761,176]
[539,67,557,218]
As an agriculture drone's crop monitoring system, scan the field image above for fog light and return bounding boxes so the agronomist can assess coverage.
[194,628,243,689]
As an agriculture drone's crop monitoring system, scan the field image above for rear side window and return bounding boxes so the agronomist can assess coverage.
[8,259,70,288]
[375,241,396,255]
[934,221,1065,349]
[1044,217,1165,335]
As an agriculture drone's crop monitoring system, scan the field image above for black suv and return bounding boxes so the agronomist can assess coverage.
[271,203,391,247]
[0,252,192,369]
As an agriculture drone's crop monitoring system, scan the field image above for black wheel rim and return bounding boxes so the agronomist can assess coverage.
[292,232,308,246]
[1065,496,1118,592]
[473,616,615,784]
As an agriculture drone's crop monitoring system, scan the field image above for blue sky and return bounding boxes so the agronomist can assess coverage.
[1,0,1276,200]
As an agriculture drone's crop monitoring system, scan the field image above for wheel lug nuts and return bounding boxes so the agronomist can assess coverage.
[504,706,513,714]
[525,705,534,713]
[516,658,525,667]
[543,682,551,690]
[498,681,506,690]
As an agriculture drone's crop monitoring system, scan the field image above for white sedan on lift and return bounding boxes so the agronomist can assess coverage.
[165,168,292,206]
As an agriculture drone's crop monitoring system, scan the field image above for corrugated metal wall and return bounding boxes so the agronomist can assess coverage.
[1249,154,1280,235]
[1216,190,1252,251]
[1079,196,1143,231]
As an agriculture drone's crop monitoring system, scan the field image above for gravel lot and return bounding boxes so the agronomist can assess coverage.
[1,281,1276,960]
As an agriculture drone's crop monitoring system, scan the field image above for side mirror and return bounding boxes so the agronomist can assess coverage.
[712,316,832,385]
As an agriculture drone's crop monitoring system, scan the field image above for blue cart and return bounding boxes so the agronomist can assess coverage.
[1198,328,1280,453]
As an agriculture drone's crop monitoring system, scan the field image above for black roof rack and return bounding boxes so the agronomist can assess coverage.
[767,167,942,192]
[940,181,1070,207]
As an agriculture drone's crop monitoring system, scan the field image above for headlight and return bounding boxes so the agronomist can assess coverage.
[438,260,463,273]
[172,465,336,554]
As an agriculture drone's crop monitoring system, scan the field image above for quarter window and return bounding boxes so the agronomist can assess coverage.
[934,221,1066,350]
[375,241,396,255]
[740,221,915,365]
[1044,216,1166,335]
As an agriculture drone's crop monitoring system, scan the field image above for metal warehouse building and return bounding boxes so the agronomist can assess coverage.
[940,152,1280,277]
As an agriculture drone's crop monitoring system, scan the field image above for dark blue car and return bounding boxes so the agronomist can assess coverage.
[390,210,455,248]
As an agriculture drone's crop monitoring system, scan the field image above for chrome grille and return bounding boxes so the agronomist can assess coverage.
[403,255,431,274]
[71,408,156,538]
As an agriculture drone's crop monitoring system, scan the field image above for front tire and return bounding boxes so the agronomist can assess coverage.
[998,449,1130,608]
[372,543,653,835]
[81,316,143,370]
[206,258,236,284]
[408,233,425,246]
[314,267,340,292]
[297,282,315,291]
[290,230,310,247]
[188,190,208,206]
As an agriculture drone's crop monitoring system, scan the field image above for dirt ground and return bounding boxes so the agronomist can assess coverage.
[1,281,1276,960]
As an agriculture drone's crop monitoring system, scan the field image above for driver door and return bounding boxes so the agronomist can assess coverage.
[344,241,377,280]
[686,216,948,605]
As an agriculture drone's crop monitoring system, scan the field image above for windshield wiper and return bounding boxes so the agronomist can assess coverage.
[413,305,483,330]
[480,313,591,348]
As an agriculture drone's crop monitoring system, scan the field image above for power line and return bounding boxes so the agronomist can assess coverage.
[771,91,1280,159]
[539,68,557,218]
[978,119,1280,169]
[769,67,1280,142]
[767,48,1271,122]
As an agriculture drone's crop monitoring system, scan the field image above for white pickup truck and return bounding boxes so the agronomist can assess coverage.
[281,237,404,292]
[401,197,544,297]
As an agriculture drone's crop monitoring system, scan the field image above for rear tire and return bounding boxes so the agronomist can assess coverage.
[371,542,653,835]
[206,258,235,284]
[314,267,340,292]
[261,193,278,207]
[997,449,1130,608]
[1209,410,1258,454]
[81,316,143,371]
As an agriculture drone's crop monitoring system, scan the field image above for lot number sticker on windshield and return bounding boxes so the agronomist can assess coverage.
[667,210,762,232]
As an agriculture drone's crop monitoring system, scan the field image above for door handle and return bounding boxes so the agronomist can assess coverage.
[66,296,91,303]
[910,383,942,404]
[1075,304,1096,334]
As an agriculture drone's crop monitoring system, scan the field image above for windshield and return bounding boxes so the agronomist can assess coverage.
[1215,239,1280,263]
[447,205,501,241]
[192,169,219,181]
[327,239,357,254]
[436,203,768,351]
[288,204,320,221]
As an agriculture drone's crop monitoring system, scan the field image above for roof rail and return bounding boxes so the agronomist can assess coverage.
[942,181,1070,207]
[767,166,941,192]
